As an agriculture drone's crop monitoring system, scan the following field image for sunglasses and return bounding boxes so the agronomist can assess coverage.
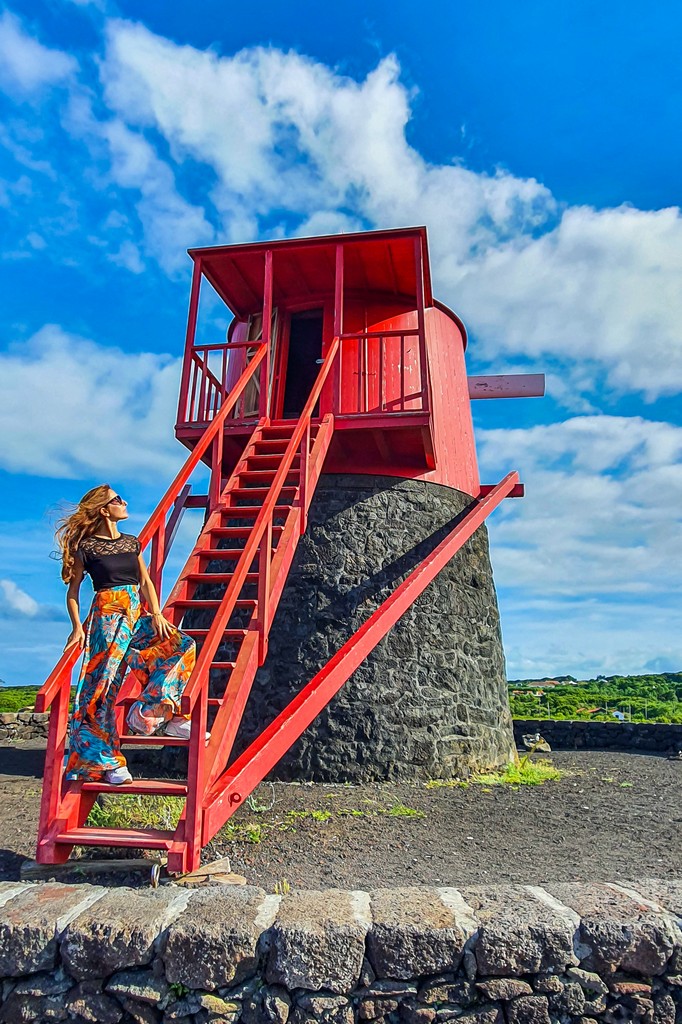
[104,494,126,506]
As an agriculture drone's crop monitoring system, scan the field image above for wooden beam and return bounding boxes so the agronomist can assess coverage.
[468,374,545,399]
[479,483,524,498]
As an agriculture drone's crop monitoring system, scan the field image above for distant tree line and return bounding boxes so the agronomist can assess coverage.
[509,672,682,723]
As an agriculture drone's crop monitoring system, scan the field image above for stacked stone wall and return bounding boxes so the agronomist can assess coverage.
[0,879,681,1023]
[514,719,682,753]
[0,712,48,743]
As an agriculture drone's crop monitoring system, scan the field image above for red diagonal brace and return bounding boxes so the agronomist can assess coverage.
[202,471,519,841]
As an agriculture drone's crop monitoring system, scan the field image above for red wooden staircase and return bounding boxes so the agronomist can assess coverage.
[34,335,519,873]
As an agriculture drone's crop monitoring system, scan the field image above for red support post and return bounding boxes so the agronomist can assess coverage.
[177,258,202,425]
[333,244,344,413]
[413,237,429,413]
[259,250,273,420]
[149,527,165,602]
[209,428,224,512]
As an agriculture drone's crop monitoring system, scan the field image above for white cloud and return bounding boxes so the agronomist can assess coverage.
[455,204,682,397]
[1,324,184,479]
[64,92,215,272]
[479,415,682,598]
[100,21,554,253]
[0,578,39,617]
[94,20,682,399]
[0,10,75,95]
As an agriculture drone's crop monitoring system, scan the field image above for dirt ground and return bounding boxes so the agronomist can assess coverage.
[1,742,680,889]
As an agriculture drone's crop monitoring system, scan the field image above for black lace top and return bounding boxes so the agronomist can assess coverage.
[76,533,141,591]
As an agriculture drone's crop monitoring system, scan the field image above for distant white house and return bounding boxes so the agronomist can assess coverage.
[611,710,626,721]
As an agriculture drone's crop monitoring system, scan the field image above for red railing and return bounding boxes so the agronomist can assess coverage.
[178,335,340,717]
[179,340,267,426]
[177,326,431,426]
[35,343,267,718]
[338,329,428,414]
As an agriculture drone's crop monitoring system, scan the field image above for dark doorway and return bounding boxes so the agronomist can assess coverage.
[281,309,324,419]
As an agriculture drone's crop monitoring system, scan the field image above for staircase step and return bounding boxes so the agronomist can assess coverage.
[120,735,188,747]
[81,778,188,796]
[199,547,254,559]
[239,469,299,482]
[189,569,260,584]
[247,454,301,466]
[53,827,175,850]
[211,661,237,671]
[117,696,225,709]
[196,548,258,560]
[212,524,284,537]
[173,598,257,610]
[230,486,297,500]
[252,440,291,451]
[184,628,248,640]
[217,505,292,517]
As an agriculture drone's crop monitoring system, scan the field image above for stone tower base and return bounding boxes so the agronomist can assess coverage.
[232,474,516,782]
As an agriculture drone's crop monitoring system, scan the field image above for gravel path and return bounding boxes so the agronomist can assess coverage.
[1,743,680,888]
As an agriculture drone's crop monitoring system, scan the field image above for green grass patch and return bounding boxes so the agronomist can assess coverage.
[86,795,184,831]
[426,757,565,789]
[380,803,425,818]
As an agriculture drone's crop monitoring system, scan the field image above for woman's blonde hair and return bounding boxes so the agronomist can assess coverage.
[54,484,113,583]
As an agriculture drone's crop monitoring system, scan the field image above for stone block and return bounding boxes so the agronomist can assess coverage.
[459,884,578,976]
[475,979,533,1001]
[163,886,273,990]
[450,1006,502,1024]
[0,991,69,1022]
[566,967,609,995]
[61,886,190,980]
[119,1000,162,1024]
[505,995,550,1024]
[416,975,473,1005]
[367,887,477,979]
[65,980,123,1023]
[105,967,171,1004]
[545,882,678,975]
[13,969,72,997]
[0,882,103,976]
[266,889,370,993]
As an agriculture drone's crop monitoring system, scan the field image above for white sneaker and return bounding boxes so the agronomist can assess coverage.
[164,717,211,741]
[103,766,133,785]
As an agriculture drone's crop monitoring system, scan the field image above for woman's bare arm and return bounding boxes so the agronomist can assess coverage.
[64,558,86,651]
[138,554,175,640]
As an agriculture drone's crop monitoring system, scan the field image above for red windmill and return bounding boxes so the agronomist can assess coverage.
[35,226,544,872]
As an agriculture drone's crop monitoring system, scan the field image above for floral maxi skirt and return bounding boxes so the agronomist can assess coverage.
[66,585,196,781]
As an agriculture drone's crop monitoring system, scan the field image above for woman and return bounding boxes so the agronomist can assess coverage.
[56,484,196,785]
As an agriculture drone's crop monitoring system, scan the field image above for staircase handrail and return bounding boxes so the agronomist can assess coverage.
[179,335,341,715]
[35,343,267,714]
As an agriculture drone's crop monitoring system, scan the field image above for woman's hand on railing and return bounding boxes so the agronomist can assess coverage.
[63,626,85,652]
[151,612,176,641]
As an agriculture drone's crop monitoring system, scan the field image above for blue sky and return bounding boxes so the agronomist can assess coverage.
[1,0,681,685]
